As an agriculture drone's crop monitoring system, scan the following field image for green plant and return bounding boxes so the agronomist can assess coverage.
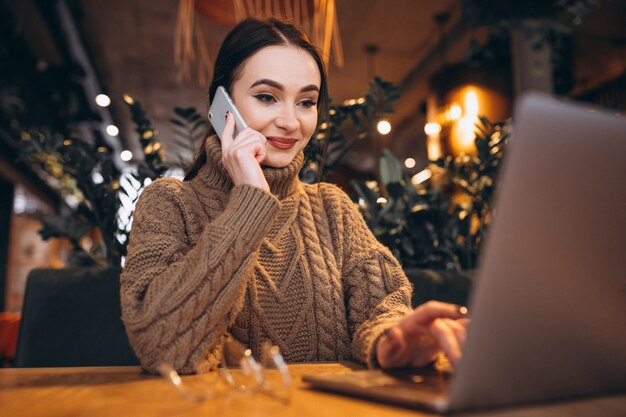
[352,117,510,271]
[462,0,601,95]
[13,96,201,267]
[169,106,207,167]
[18,129,124,267]
[300,76,400,183]
[8,66,505,272]
[462,0,601,27]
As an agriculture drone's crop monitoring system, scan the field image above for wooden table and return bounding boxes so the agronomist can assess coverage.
[1,363,625,417]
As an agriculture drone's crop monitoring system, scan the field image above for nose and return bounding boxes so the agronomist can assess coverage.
[274,105,299,132]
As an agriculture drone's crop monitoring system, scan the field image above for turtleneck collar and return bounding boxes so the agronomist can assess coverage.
[192,135,304,200]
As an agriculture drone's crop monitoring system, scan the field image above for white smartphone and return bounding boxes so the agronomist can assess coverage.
[207,86,248,140]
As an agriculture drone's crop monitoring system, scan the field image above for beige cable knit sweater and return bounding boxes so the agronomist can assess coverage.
[120,136,413,374]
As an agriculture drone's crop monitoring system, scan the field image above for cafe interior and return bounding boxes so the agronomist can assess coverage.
[0,0,625,415]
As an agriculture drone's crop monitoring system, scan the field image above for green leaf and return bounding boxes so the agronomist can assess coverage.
[170,118,186,127]
[386,181,405,199]
[193,119,207,131]
[379,149,403,186]
[39,215,90,245]
[174,107,194,118]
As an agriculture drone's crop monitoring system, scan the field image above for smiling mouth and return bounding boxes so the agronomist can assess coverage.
[267,137,298,150]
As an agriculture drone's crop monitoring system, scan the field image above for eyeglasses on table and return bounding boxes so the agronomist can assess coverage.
[157,337,292,404]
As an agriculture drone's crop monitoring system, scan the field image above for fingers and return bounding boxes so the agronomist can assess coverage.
[397,301,468,336]
[222,129,267,164]
[234,130,267,164]
[378,302,471,370]
[220,126,269,192]
[377,322,464,369]
[453,318,470,348]
[376,327,408,369]
[220,111,236,148]
[429,318,466,367]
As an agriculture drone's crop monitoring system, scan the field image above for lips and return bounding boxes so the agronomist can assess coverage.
[267,137,298,150]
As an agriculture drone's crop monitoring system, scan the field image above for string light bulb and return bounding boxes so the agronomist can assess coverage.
[95,94,111,107]
[106,125,119,136]
[424,122,441,135]
[120,150,133,162]
[450,104,462,120]
[377,120,391,135]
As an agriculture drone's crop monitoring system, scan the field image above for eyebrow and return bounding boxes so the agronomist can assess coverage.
[250,78,319,93]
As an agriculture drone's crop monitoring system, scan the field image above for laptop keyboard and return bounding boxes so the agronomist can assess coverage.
[329,369,451,394]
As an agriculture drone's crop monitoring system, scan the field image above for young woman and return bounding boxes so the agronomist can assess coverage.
[120,18,468,374]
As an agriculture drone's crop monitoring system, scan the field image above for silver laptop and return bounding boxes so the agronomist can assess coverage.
[303,93,626,413]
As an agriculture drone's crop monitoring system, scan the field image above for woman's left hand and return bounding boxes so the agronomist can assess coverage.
[376,301,469,369]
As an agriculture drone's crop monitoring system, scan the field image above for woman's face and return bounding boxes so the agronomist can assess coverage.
[230,45,321,168]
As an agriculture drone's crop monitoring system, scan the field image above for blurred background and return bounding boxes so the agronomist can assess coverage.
[1,0,625,363]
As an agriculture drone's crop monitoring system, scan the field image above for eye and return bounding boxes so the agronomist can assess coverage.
[254,93,276,104]
[299,99,317,109]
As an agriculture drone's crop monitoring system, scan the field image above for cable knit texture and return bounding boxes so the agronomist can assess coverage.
[120,135,413,374]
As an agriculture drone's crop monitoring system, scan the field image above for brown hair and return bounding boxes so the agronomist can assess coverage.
[184,18,328,181]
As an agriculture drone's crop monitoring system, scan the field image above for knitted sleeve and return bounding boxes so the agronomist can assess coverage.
[120,178,279,374]
[321,184,413,368]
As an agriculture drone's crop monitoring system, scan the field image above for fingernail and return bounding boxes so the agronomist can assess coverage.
[456,305,469,316]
